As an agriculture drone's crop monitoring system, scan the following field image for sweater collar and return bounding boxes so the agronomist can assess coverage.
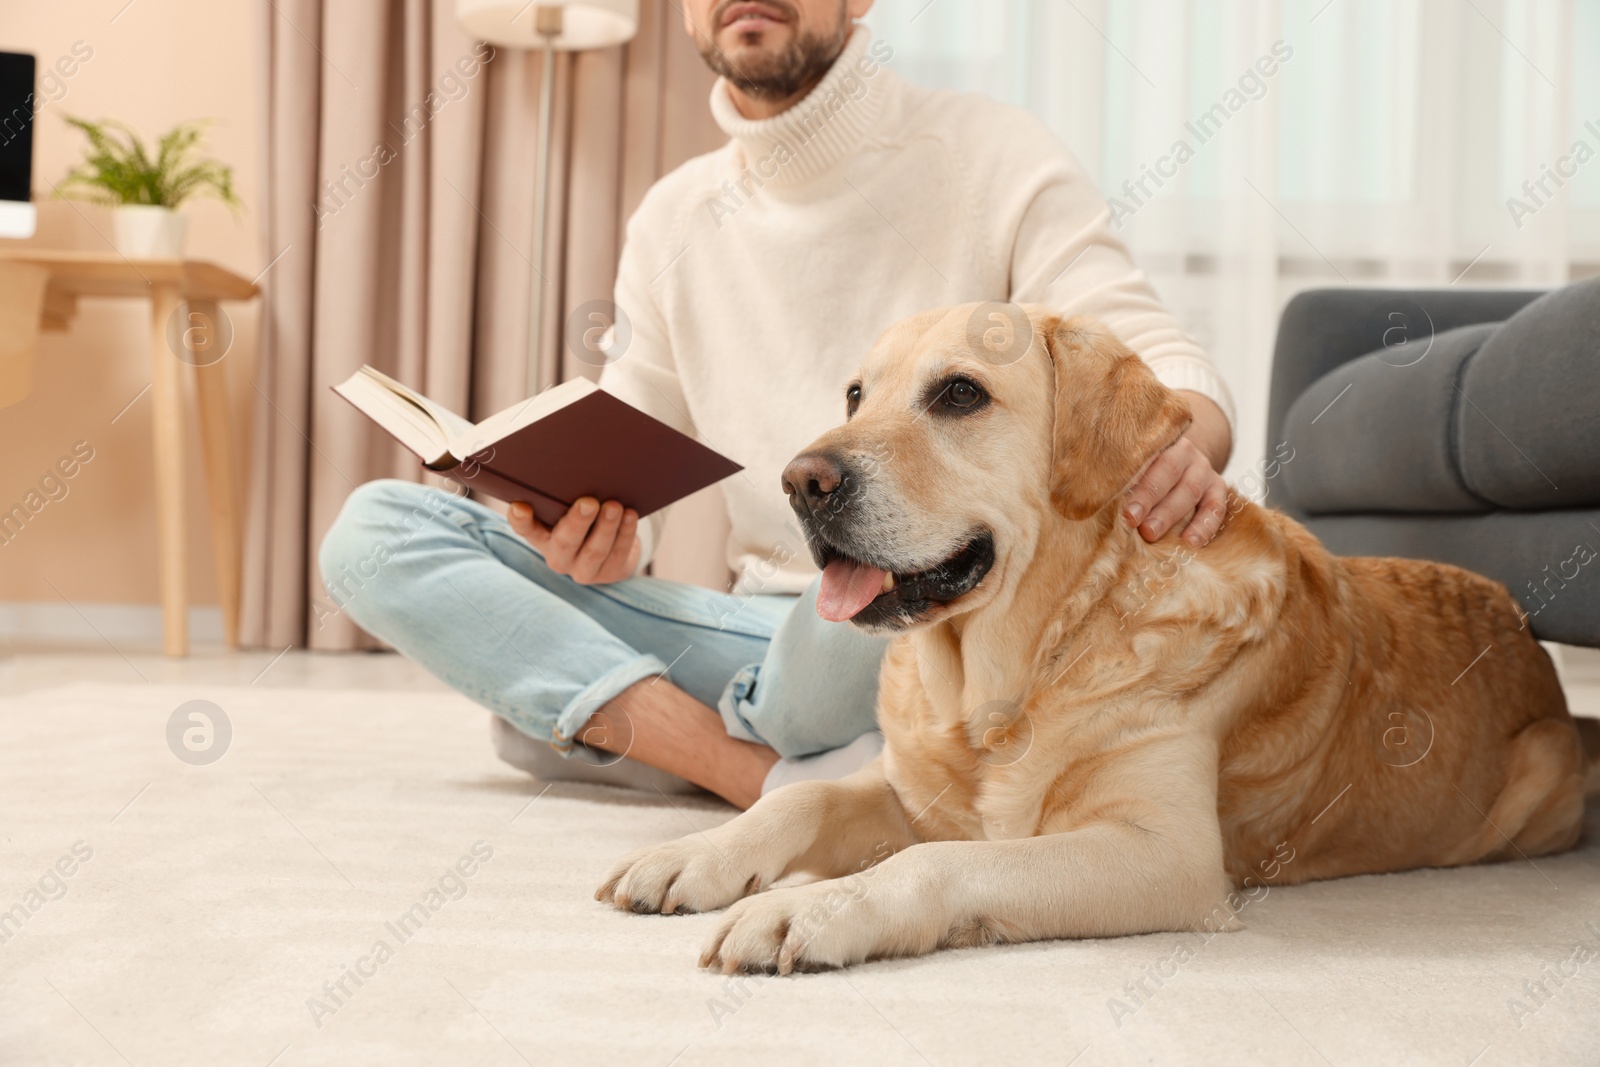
[709,26,890,188]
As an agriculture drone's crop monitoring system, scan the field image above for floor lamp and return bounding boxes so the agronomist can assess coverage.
[455,0,639,394]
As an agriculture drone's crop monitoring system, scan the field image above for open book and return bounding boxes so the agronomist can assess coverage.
[332,366,742,526]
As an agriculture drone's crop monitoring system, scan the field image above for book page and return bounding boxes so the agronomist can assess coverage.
[357,366,477,441]
[331,368,473,466]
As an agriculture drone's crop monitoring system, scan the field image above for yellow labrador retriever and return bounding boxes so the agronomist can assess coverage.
[597,304,1590,973]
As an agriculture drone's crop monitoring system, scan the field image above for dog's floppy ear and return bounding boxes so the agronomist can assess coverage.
[1039,315,1193,520]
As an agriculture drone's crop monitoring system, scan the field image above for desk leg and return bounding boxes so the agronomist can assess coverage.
[149,283,187,656]
[194,345,242,648]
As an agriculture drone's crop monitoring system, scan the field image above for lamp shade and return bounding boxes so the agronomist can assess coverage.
[456,0,638,50]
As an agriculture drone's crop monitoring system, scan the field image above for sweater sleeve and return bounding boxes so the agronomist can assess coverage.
[999,123,1236,431]
[597,223,696,574]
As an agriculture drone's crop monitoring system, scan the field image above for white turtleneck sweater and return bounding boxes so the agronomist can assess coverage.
[599,27,1235,596]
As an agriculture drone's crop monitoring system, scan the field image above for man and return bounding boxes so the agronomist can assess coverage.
[319,0,1235,809]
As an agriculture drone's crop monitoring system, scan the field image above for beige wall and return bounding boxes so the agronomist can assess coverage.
[0,0,260,619]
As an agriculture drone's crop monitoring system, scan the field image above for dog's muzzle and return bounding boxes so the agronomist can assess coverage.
[781,451,995,629]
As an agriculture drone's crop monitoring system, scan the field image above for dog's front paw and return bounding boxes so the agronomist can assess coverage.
[595,836,763,915]
[700,875,928,974]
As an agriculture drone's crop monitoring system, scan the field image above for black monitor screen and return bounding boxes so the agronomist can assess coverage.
[0,52,35,203]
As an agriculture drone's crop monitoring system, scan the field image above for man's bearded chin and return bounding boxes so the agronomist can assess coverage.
[699,5,852,101]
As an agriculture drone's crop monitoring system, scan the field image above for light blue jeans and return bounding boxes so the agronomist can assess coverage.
[316,480,888,759]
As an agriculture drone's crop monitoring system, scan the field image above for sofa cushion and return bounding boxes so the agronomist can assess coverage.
[1455,277,1600,509]
[1281,324,1497,515]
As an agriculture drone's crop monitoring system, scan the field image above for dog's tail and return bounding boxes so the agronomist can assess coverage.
[1578,717,1600,797]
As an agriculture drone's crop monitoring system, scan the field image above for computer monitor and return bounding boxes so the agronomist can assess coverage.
[0,52,37,239]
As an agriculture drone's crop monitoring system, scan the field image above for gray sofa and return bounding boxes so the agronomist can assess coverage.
[1267,280,1600,647]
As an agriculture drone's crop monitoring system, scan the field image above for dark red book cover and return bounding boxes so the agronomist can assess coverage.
[435,390,742,527]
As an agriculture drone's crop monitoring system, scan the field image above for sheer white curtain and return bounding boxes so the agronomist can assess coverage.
[866,0,1597,478]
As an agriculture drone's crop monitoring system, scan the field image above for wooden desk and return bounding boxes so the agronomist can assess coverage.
[0,251,259,656]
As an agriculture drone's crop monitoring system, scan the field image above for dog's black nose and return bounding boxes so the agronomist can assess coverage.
[782,452,845,508]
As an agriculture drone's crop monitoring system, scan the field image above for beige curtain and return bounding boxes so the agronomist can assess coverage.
[245,0,724,650]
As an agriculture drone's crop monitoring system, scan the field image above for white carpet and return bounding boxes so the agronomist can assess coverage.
[3,682,1598,1067]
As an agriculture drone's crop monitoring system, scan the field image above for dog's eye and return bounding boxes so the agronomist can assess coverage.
[846,383,862,418]
[942,378,986,411]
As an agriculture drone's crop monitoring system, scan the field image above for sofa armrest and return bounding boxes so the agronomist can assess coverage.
[1266,287,1546,474]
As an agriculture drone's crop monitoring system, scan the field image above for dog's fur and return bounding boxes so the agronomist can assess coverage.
[597,305,1589,973]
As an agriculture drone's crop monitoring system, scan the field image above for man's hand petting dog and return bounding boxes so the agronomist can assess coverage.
[509,497,640,585]
[1126,391,1232,547]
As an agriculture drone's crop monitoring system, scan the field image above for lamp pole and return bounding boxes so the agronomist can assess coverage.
[456,0,638,390]
[529,5,562,395]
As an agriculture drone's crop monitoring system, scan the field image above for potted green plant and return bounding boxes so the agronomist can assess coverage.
[57,117,239,259]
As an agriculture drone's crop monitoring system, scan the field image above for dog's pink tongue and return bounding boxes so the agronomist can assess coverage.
[817,558,888,622]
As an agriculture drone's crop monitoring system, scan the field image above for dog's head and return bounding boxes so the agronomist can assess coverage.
[783,303,1191,632]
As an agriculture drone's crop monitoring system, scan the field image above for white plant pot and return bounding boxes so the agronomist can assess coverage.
[112,205,189,259]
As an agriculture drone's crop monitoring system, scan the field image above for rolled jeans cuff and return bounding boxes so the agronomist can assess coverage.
[550,654,669,755]
[716,663,766,746]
